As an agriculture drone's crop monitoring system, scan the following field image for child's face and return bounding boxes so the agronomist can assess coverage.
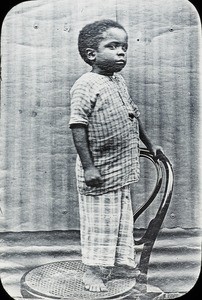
[91,28,128,75]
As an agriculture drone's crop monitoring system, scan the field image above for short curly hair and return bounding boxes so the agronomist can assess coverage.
[78,19,127,66]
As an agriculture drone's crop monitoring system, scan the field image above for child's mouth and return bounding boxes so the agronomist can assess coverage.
[116,60,125,63]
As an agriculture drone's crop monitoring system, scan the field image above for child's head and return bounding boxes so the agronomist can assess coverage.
[78,19,128,74]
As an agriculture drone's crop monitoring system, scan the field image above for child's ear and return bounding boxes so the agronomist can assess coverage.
[86,48,96,62]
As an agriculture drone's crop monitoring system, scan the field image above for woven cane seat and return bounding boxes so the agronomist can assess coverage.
[21,260,137,299]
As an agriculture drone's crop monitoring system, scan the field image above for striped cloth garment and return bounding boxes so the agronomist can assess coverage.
[78,184,137,267]
[69,72,140,195]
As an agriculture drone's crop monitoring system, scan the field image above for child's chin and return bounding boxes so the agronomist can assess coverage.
[114,64,126,72]
[114,67,125,73]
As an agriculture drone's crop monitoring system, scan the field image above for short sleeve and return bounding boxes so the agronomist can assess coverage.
[69,79,96,127]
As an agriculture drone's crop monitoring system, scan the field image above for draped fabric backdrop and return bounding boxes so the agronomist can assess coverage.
[0,0,200,231]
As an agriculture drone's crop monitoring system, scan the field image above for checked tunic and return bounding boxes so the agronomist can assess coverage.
[69,72,140,196]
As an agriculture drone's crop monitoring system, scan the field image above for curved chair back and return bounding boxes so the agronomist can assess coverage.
[134,148,174,284]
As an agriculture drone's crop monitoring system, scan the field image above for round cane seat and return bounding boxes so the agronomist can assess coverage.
[21,260,136,299]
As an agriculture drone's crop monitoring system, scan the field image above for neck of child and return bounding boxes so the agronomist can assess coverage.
[91,66,114,76]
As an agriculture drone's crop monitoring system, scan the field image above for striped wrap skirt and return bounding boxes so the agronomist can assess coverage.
[78,185,136,268]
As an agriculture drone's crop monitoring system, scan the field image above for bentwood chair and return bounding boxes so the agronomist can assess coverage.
[20,148,174,299]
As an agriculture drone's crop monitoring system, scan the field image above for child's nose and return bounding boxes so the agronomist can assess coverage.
[117,47,125,56]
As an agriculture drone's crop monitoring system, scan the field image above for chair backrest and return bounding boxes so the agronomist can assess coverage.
[134,148,174,284]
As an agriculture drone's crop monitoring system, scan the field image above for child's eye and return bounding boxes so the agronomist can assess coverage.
[122,44,128,51]
[106,43,128,51]
[108,44,116,50]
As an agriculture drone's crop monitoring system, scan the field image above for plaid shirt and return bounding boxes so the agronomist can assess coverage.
[69,72,140,195]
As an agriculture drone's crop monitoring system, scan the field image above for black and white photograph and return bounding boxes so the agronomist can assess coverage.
[0,0,201,299]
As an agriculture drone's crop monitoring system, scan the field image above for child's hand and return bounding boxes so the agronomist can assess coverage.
[150,145,165,159]
[84,166,104,187]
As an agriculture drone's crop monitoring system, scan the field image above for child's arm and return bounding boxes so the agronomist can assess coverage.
[71,124,103,187]
[138,118,164,156]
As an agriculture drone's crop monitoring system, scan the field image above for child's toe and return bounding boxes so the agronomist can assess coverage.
[100,284,108,292]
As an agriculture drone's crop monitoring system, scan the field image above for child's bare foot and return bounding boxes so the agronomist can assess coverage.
[83,267,108,292]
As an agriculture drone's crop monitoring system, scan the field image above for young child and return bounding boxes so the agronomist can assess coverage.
[69,19,163,292]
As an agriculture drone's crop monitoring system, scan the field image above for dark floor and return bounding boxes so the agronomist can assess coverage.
[0,228,201,299]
